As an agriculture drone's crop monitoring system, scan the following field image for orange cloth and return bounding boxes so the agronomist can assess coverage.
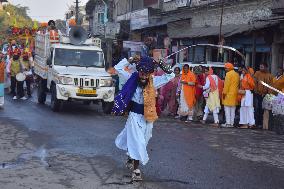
[248,67,255,76]
[241,73,255,91]
[0,61,5,83]
[238,73,255,102]
[225,63,234,70]
[181,68,196,109]
[69,19,76,26]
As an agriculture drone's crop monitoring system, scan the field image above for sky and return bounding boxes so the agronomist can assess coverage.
[9,0,89,22]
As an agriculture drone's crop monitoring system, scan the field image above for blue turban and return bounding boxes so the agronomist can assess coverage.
[136,57,155,74]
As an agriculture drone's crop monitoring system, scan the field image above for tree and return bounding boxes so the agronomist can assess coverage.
[0,4,34,41]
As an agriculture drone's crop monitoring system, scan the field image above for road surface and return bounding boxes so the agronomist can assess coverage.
[0,95,284,189]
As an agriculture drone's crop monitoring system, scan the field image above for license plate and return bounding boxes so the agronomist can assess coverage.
[77,89,96,95]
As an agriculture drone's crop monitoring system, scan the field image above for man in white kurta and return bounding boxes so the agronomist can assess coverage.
[201,68,221,125]
[114,58,174,181]
[116,58,137,90]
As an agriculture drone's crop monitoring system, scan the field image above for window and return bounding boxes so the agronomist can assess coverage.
[54,49,105,68]
[144,0,158,6]
[98,12,104,24]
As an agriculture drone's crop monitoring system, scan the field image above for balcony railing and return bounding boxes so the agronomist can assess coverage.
[272,0,284,14]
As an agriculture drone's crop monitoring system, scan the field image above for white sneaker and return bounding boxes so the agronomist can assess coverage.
[12,96,17,100]
[187,116,193,121]
[221,124,229,128]
[227,124,234,128]
[20,97,27,100]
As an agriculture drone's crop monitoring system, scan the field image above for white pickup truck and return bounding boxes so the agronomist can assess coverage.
[34,27,115,113]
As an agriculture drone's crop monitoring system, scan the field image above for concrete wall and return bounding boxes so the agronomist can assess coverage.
[191,0,272,27]
[92,1,106,36]
[163,0,190,12]
[190,0,219,7]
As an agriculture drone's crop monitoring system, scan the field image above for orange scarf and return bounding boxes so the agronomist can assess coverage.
[241,73,255,91]
[208,68,217,91]
[181,69,196,109]
[143,75,158,122]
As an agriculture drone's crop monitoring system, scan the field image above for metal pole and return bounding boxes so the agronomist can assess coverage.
[75,0,80,25]
[219,0,224,42]
[218,0,224,62]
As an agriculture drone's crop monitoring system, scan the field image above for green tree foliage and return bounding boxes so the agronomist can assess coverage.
[0,4,34,41]
[3,4,33,28]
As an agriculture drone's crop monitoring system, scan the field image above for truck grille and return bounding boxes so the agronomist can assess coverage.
[74,78,99,88]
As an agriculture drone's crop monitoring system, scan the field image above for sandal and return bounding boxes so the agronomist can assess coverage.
[132,169,143,181]
[125,156,134,170]
[239,125,248,129]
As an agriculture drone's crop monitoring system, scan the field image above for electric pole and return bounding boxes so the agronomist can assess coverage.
[219,0,224,43]
[75,0,80,25]
[218,0,225,62]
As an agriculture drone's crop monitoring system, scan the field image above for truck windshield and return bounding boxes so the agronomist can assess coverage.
[54,48,104,67]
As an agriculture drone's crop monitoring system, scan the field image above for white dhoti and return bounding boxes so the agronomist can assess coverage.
[113,59,175,166]
[178,86,193,120]
[115,112,153,165]
[239,90,255,126]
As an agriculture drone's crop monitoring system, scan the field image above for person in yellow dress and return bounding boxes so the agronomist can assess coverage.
[222,63,240,128]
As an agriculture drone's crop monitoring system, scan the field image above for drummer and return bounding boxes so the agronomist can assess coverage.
[22,52,33,98]
[9,48,27,100]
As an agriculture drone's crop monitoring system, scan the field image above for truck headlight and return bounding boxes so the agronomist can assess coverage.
[100,79,113,87]
[58,76,73,85]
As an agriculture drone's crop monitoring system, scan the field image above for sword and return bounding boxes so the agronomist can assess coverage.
[163,44,245,61]
[260,81,284,96]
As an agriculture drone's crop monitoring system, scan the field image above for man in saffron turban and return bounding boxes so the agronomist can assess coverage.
[222,63,239,127]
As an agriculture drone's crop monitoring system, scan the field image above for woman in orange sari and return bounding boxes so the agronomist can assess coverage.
[177,64,196,122]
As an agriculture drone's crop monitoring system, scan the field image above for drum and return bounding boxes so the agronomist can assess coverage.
[16,73,26,82]
[24,70,33,81]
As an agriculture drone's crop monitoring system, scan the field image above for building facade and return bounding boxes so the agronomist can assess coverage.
[91,0,281,73]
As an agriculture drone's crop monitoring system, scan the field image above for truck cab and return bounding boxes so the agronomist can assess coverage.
[34,28,115,113]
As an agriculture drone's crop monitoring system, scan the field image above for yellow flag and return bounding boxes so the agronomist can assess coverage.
[33,21,38,30]
[13,18,18,27]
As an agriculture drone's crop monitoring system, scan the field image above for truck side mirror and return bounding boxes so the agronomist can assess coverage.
[47,57,52,66]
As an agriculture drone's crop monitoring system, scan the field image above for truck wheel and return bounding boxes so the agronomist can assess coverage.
[50,84,61,112]
[102,101,114,114]
[37,79,47,104]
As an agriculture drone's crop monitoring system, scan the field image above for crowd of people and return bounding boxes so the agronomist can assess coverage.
[0,40,34,103]
[111,56,283,130]
[0,20,64,107]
